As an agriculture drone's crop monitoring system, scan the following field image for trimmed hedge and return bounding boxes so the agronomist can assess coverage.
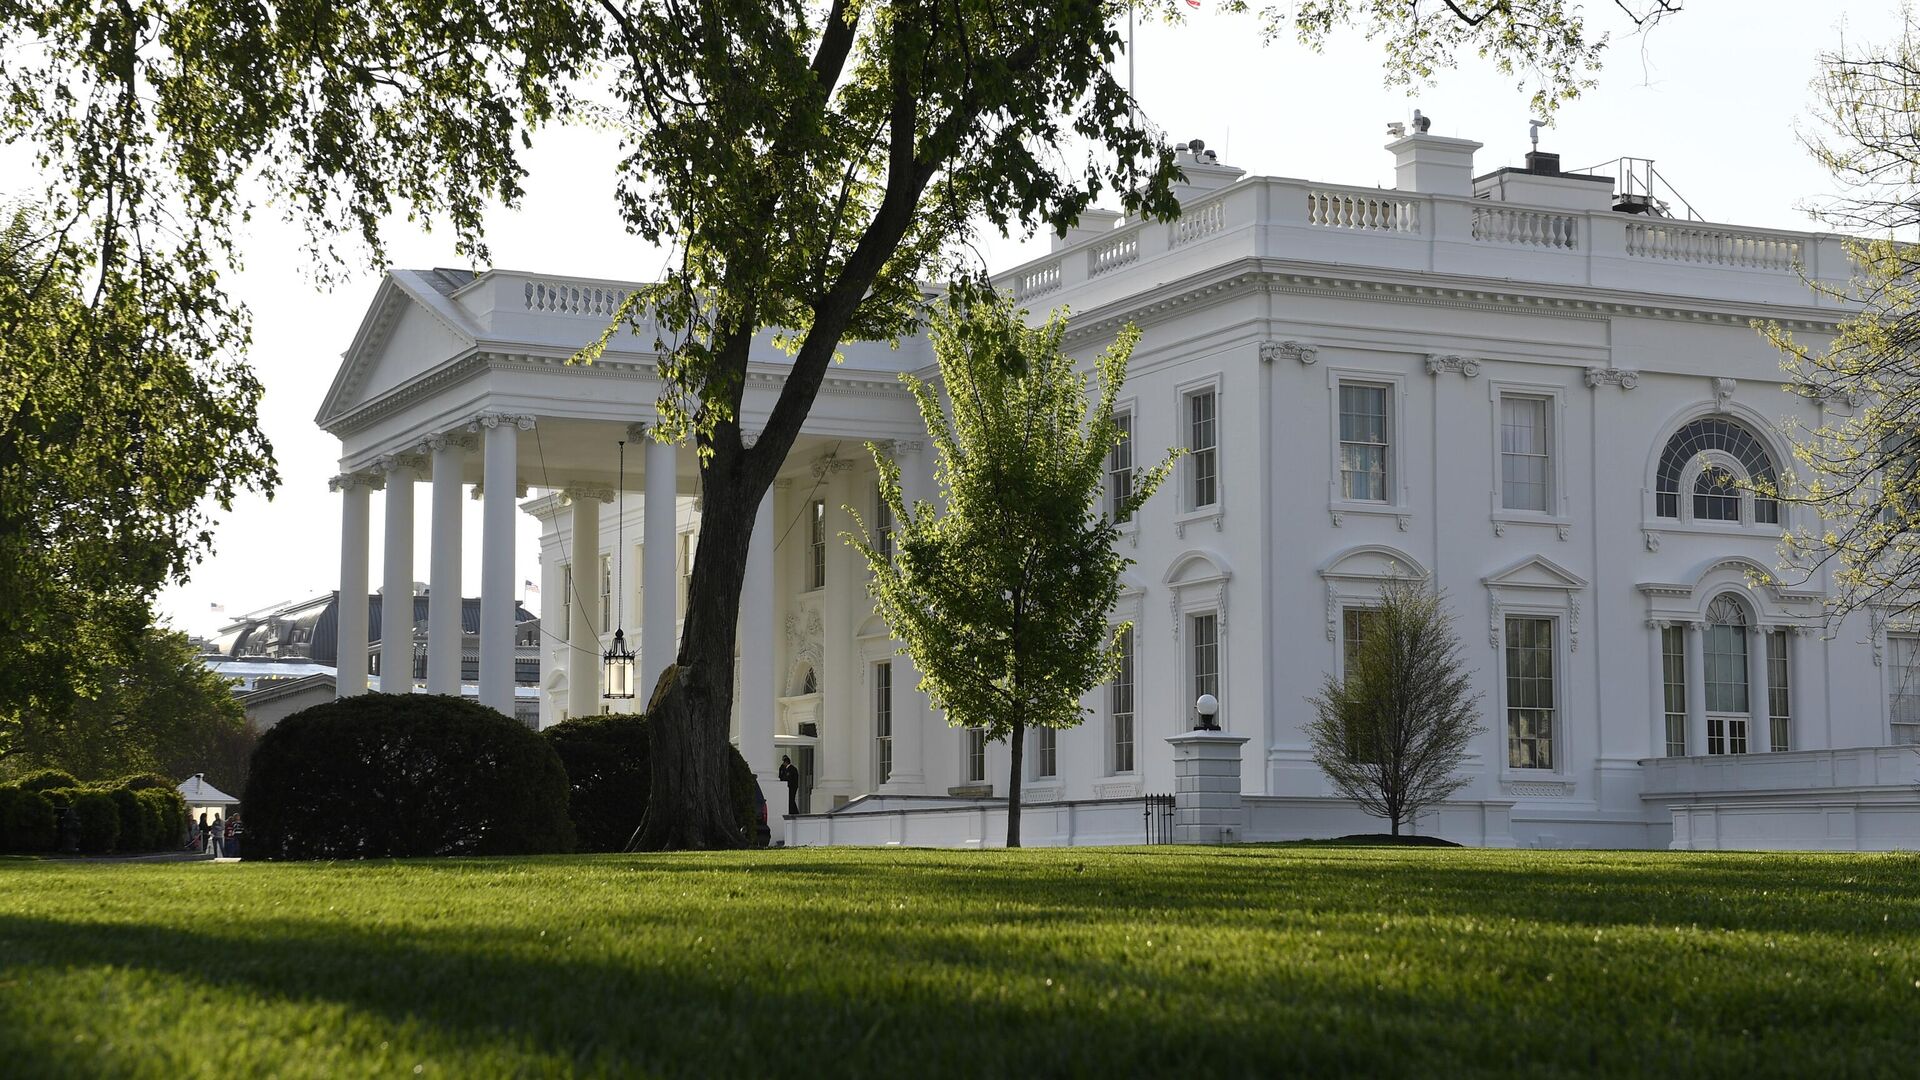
[14,769,79,794]
[244,693,575,860]
[69,790,120,853]
[0,785,56,852]
[543,712,763,852]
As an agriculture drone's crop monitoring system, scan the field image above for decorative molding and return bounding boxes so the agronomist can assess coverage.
[1329,509,1345,528]
[423,432,477,454]
[1424,353,1481,378]
[1325,582,1339,642]
[627,422,653,443]
[562,486,616,504]
[1508,780,1571,798]
[1712,377,1737,411]
[328,471,383,493]
[1168,592,1182,642]
[1396,514,1411,532]
[1583,367,1640,390]
[1492,520,1507,538]
[1488,592,1503,649]
[1799,383,1864,410]
[1568,596,1582,653]
[1644,531,1661,552]
[1556,523,1571,542]
[467,411,537,433]
[379,452,429,480]
[1261,340,1318,365]
[809,453,858,482]
[469,481,530,499]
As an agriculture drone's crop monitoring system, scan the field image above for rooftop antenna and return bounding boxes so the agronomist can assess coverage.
[1412,109,1432,134]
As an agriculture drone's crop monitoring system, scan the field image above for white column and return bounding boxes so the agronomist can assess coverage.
[332,473,375,697]
[1748,625,1773,753]
[1647,622,1668,758]
[567,489,605,720]
[479,415,524,715]
[380,455,421,694]
[740,486,778,788]
[878,442,927,792]
[538,543,565,727]
[1685,621,1708,756]
[641,434,679,703]
[426,437,466,695]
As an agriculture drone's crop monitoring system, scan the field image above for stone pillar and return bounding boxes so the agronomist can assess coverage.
[479,414,526,715]
[878,442,927,793]
[740,485,778,789]
[642,433,679,702]
[567,488,608,719]
[380,454,422,694]
[1748,625,1773,753]
[426,436,467,696]
[1684,621,1709,756]
[332,472,376,697]
[1167,729,1251,844]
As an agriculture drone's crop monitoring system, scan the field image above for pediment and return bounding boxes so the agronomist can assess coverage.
[315,271,483,430]
[1318,544,1428,582]
[1163,548,1233,587]
[1482,554,1587,592]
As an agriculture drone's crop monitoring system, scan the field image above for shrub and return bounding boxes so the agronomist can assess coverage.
[136,787,188,850]
[14,769,79,794]
[107,786,146,850]
[69,790,121,853]
[0,785,56,852]
[244,693,574,860]
[117,772,178,793]
[544,712,762,853]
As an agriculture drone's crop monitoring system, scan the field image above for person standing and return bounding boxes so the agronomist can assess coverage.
[778,754,800,816]
[209,813,225,858]
[197,812,209,855]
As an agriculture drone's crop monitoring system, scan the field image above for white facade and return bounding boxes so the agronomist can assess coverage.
[318,133,1920,850]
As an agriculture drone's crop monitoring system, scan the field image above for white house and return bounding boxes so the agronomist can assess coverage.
[317,131,1920,850]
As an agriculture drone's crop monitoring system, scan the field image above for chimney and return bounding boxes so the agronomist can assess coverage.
[1386,132,1484,196]
[1172,139,1245,204]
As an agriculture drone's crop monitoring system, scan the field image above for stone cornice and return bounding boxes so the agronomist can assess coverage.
[1057,257,1843,347]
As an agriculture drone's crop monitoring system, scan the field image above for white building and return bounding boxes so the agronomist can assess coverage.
[318,132,1920,850]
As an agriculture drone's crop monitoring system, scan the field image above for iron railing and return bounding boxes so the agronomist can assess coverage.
[1142,794,1175,844]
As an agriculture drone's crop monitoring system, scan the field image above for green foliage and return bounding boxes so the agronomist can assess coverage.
[243,693,574,860]
[135,787,189,851]
[1306,577,1483,835]
[543,712,760,852]
[1,847,1919,1074]
[13,769,78,794]
[66,790,121,854]
[852,295,1174,844]
[0,784,56,852]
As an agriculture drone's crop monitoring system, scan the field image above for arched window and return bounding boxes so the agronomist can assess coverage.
[1703,595,1750,754]
[1655,417,1780,524]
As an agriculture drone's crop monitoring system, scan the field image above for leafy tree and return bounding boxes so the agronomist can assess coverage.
[1306,578,1482,837]
[851,297,1174,847]
[1758,12,1920,620]
[1,0,1675,848]
[0,626,247,783]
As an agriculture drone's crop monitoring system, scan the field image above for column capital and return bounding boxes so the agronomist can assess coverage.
[563,485,616,504]
[809,452,857,481]
[468,412,537,432]
[425,432,478,454]
[378,452,429,480]
[877,439,925,457]
[330,470,384,492]
[626,421,654,444]
[471,480,531,500]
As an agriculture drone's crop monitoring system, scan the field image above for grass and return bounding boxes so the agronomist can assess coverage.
[2,846,1918,1078]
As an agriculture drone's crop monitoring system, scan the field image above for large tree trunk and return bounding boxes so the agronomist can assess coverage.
[1006,716,1024,848]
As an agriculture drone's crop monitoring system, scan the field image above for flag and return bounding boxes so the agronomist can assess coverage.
[209,603,225,614]
[524,579,540,595]
[1185,0,1200,8]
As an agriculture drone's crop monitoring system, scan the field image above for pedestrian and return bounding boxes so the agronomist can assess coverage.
[209,813,225,858]
[197,812,210,855]
[778,754,800,816]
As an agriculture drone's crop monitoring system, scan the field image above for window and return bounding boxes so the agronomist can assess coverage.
[1190,612,1219,711]
[1339,382,1390,502]
[1112,627,1136,773]
[1341,607,1381,673]
[1662,624,1688,756]
[965,727,987,784]
[1892,634,1920,745]
[874,660,892,784]
[599,554,612,630]
[1704,595,1750,754]
[1033,727,1057,779]
[1654,417,1780,523]
[1109,413,1134,522]
[1766,630,1790,752]
[1505,616,1555,769]
[1499,395,1551,512]
[1187,391,1217,509]
[808,499,826,590]
[876,483,894,560]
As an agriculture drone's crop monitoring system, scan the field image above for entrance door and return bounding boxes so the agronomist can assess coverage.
[795,746,816,815]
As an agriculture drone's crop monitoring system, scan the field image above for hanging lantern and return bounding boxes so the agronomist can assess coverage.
[603,627,635,701]
[605,438,636,700]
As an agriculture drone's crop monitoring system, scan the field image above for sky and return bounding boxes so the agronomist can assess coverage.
[76,0,1903,637]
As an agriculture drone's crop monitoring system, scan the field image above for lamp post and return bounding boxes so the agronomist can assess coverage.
[603,439,636,704]
[1194,693,1220,731]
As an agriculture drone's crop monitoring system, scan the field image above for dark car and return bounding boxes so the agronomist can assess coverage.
[752,782,772,847]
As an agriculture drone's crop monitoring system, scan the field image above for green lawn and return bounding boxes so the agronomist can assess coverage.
[2,846,1918,1078]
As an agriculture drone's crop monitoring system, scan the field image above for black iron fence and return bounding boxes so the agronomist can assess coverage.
[1143,794,1175,844]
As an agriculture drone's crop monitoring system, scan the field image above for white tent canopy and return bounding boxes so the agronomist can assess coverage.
[178,773,239,807]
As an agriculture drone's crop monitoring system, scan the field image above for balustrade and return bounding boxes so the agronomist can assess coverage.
[1472,207,1579,250]
[1306,189,1421,233]
[1626,223,1802,270]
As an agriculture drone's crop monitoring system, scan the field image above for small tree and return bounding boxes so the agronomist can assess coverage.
[1306,578,1482,837]
[853,295,1175,847]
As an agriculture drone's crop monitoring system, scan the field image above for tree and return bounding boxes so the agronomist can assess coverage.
[1763,11,1920,618]
[1305,577,1482,837]
[0,625,248,784]
[1,0,1676,848]
[850,297,1175,846]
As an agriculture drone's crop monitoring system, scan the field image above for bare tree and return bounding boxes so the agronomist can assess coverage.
[1306,578,1482,837]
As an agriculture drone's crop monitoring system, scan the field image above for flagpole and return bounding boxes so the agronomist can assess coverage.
[1127,2,1136,129]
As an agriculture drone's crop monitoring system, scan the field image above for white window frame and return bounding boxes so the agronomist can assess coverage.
[873,659,893,785]
[808,499,827,591]
[599,553,613,631]
[1174,373,1224,532]
[1031,725,1057,780]
[1487,380,1571,535]
[1109,399,1138,537]
[1188,609,1222,728]
[875,480,894,561]
[1502,614,1559,771]
[1889,631,1920,746]
[963,727,987,785]
[1326,366,1409,525]
[560,563,573,639]
[1109,623,1138,775]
